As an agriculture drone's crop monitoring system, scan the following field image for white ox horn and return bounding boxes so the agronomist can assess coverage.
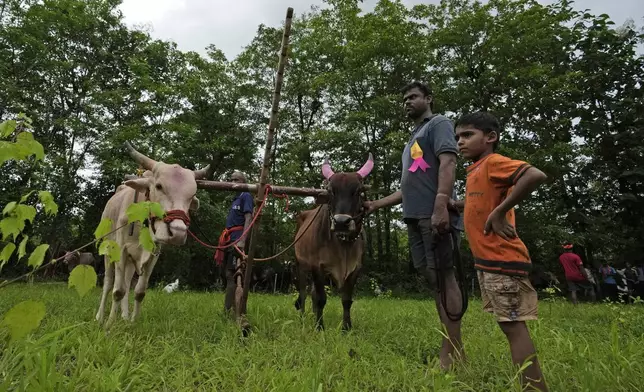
[193,164,213,180]
[123,141,158,171]
[321,157,334,180]
[356,153,374,178]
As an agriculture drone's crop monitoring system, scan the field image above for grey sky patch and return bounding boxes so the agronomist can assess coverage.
[119,0,643,60]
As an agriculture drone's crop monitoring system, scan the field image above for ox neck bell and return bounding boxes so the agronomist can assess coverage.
[335,231,361,242]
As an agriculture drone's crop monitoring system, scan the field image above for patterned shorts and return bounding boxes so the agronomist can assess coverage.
[478,271,538,323]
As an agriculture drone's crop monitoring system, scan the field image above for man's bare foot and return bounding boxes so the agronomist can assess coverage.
[439,349,466,371]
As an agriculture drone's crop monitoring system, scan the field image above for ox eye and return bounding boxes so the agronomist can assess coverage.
[155,184,162,191]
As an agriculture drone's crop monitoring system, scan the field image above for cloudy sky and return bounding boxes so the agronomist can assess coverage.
[118,0,643,60]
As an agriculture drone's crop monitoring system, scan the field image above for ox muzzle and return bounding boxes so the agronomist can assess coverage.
[330,211,364,242]
[331,214,357,233]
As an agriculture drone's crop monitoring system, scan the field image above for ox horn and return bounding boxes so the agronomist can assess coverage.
[356,153,374,178]
[123,141,158,171]
[193,164,213,180]
[321,157,335,180]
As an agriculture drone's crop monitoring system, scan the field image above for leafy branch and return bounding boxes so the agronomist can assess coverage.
[0,116,163,343]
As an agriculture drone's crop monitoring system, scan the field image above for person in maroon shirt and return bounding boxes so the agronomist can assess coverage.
[559,244,595,304]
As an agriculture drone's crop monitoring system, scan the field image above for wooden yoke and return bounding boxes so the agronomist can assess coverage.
[195,180,372,204]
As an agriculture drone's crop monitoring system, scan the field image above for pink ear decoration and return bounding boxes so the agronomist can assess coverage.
[321,157,335,179]
[356,153,374,178]
[408,140,430,173]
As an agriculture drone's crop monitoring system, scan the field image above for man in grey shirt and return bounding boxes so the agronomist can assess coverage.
[365,81,465,370]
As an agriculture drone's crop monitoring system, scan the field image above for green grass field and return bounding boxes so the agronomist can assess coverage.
[1,283,643,391]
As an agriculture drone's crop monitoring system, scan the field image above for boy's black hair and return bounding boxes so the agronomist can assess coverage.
[455,111,501,150]
[401,81,434,111]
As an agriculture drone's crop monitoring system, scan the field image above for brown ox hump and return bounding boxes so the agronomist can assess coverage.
[296,209,314,229]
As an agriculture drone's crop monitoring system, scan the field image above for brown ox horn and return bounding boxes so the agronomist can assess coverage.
[123,141,158,171]
[321,157,334,180]
[193,164,213,180]
[356,153,374,178]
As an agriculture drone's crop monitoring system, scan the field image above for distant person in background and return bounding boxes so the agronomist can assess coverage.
[624,262,638,298]
[599,263,618,302]
[637,263,644,299]
[214,170,254,313]
[558,244,595,304]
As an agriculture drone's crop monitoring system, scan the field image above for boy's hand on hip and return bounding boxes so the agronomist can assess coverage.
[484,208,517,240]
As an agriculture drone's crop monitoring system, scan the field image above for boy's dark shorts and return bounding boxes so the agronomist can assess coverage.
[567,279,593,292]
[406,218,459,271]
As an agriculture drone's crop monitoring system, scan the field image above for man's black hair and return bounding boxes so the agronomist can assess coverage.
[401,81,434,111]
[455,111,501,150]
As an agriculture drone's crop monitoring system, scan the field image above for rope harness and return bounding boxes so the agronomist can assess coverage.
[433,230,469,322]
[131,187,193,238]
[187,184,315,263]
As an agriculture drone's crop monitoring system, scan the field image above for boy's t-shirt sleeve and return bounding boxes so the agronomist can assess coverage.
[429,119,459,156]
[487,154,532,185]
[241,193,254,214]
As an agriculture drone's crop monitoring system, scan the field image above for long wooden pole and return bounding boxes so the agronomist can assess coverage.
[237,7,294,332]
[196,180,328,198]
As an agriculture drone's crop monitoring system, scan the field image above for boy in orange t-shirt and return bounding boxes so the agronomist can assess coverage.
[451,111,549,392]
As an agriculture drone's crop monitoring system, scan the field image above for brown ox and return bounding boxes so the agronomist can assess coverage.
[95,142,211,328]
[293,154,374,330]
[63,251,96,273]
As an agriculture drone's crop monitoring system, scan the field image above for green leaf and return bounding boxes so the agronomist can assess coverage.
[126,202,150,224]
[98,239,121,263]
[149,202,165,219]
[0,216,24,241]
[2,202,17,216]
[139,227,155,252]
[0,243,16,270]
[27,244,49,269]
[15,132,45,161]
[68,265,97,298]
[14,204,37,224]
[38,191,58,215]
[0,141,18,165]
[94,218,113,241]
[0,300,46,342]
[17,235,28,260]
[17,113,33,124]
[0,120,17,137]
[19,190,35,203]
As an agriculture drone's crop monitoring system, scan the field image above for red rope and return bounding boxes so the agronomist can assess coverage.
[187,184,297,264]
[164,210,190,226]
[271,190,289,212]
[187,185,275,252]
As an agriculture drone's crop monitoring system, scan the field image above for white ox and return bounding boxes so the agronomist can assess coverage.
[95,142,211,327]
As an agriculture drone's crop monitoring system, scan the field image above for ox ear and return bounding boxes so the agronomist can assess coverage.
[189,196,200,212]
[124,177,152,193]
